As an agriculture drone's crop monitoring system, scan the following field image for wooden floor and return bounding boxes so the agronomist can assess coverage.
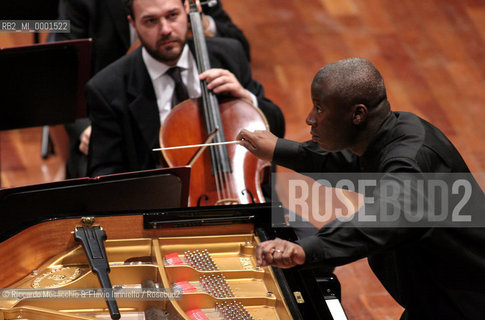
[2,0,485,318]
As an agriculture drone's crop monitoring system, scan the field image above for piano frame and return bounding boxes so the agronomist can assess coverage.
[0,169,342,319]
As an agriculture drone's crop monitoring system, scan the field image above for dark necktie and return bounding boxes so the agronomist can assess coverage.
[166,67,189,108]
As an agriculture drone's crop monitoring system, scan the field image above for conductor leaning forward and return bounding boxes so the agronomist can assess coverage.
[237,57,485,320]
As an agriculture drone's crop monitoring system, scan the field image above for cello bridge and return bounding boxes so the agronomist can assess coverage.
[215,199,240,205]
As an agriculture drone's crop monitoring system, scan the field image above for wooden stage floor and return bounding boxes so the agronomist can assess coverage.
[2,0,485,318]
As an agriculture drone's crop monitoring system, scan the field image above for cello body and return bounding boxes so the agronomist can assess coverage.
[159,0,272,206]
[160,97,271,206]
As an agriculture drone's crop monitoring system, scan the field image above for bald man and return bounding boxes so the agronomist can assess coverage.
[238,58,485,320]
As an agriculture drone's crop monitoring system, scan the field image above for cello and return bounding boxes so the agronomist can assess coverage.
[159,0,271,206]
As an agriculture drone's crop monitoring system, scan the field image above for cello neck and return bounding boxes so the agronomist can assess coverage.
[188,2,211,73]
[188,1,231,174]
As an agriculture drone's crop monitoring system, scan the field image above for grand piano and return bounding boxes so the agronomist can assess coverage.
[0,168,345,320]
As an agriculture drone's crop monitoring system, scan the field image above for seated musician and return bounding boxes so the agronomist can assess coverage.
[51,0,253,178]
[238,58,485,320]
[85,0,284,177]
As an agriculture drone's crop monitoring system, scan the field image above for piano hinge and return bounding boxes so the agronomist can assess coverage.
[81,217,95,227]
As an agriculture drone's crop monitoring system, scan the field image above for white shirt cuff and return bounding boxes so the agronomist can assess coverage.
[248,91,258,107]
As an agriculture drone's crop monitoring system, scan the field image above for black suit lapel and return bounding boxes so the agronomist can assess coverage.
[127,49,161,151]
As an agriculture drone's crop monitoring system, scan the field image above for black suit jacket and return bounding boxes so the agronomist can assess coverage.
[87,38,284,177]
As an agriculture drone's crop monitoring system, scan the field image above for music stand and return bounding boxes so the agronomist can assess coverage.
[0,166,191,241]
[0,39,91,129]
[0,39,92,185]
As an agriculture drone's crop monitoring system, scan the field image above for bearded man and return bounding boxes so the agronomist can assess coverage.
[86,0,284,176]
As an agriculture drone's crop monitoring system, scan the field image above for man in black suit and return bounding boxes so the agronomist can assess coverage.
[87,0,284,177]
[52,0,251,178]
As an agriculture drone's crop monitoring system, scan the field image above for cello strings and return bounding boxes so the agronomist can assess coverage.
[191,8,235,203]
[208,95,225,202]
[204,80,228,202]
[206,87,226,202]
[213,120,226,201]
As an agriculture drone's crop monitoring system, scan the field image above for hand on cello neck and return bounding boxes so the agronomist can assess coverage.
[199,69,255,105]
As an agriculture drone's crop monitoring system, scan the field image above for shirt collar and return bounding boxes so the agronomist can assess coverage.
[360,112,398,169]
[142,44,191,81]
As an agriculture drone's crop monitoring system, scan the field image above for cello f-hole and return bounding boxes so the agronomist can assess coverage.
[197,194,209,206]
[241,189,256,204]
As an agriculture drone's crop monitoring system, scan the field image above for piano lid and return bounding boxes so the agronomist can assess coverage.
[0,167,190,241]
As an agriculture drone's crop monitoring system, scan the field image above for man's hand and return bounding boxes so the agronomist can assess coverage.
[236,129,277,161]
[185,0,214,37]
[79,125,91,155]
[199,68,253,103]
[201,13,213,36]
[256,238,306,268]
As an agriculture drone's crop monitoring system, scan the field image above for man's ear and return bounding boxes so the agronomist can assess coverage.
[184,0,191,14]
[352,104,368,125]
